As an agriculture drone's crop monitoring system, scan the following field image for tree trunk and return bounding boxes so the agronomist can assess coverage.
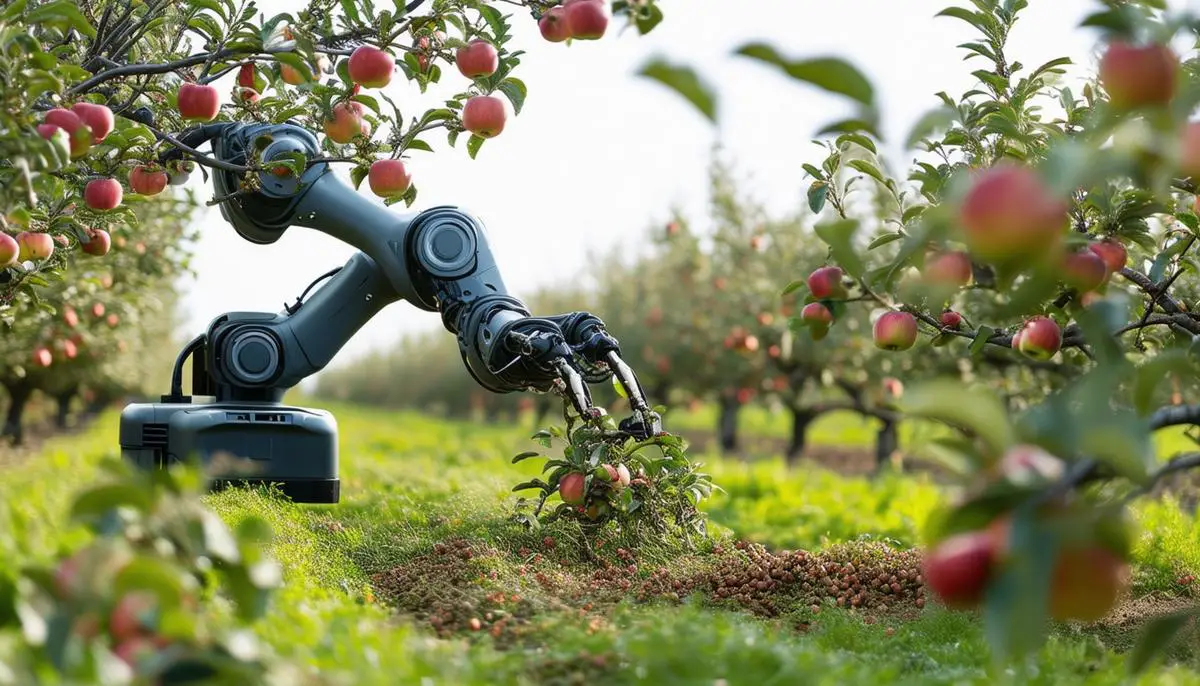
[55,385,78,429]
[875,418,900,473]
[717,395,741,452]
[786,407,818,465]
[2,382,32,447]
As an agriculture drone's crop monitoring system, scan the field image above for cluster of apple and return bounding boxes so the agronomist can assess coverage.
[922,444,1131,621]
[557,461,636,521]
[28,300,123,369]
[537,0,612,43]
[789,37,1199,361]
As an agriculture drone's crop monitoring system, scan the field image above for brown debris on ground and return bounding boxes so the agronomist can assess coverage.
[369,536,928,645]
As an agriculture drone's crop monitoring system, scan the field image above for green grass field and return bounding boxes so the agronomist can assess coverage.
[3,401,1200,684]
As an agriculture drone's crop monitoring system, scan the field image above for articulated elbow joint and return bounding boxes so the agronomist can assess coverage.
[406,206,533,392]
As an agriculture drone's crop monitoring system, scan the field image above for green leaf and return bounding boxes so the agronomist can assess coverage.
[969,325,996,355]
[781,280,806,297]
[635,3,664,34]
[350,165,368,190]
[835,133,877,155]
[113,556,187,607]
[807,181,829,214]
[813,218,863,278]
[867,232,903,250]
[1128,607,1200,674]
[512,478,551,493]
[983,508,1059,664]
[68,484,153,522]
[25,0,97,38]
[846,159,887,185]
[734,43,874,106]
[898,378,1015,460]
[934,6,988,31]
[636,57,717,123]
[612,375,628,398]
[496,77,527,115]
[511,451,540,464]
[466,134,485,159]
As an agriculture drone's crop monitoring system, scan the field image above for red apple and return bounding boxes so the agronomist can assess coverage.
[348,45,394,88]
[110,591,158,642]
[756,312,774,326]
[807,265,847,299]
[456,39,499,79]
[539,6,572,42]
[996,444,1065,486]
[368,159,412,199]
[461,95,507,138]
[1180,122,1200,180]
[736,388,754,404]
[237,63,256,88]
[921,531,995,609]
[564,0,610,40]
[70,102,114,143]
[1017,316,1062,360]
[81,228,111,256]
[801,302,833,341]
[1087,239,1127,274]
[958,164,1068,266]
[84,178,122,211]
[114,636,160,669]
[235,87,260,104]
[1098,41,1177,110]
[768,344,781,358]
[42,108,93,158]
[62,339,77,360]
[177,82,220,122]
[940,310,962,329]
[17,231,53,261]
[323,101,368,144]
[873,311,918,351]
[1062,250,1108,292]
[924,251,972,287]
[37,124,72,161]
[559,472,586,505]
[129,165,168,196]
[32,346,52,367]
[106,313,119,328]
[63,307,78,328]
[1048,547,1129,622]
[0,233,17,268]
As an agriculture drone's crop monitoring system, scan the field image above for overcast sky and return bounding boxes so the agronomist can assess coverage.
[173,0,1176,383]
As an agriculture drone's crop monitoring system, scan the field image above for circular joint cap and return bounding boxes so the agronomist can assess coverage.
[228,329,281,385]
[415,208,478,278]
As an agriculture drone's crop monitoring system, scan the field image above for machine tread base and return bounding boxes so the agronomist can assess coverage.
[208,477,340,504]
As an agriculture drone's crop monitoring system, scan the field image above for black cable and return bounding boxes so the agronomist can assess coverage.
[165,334,207,401]
[285,266,343,314]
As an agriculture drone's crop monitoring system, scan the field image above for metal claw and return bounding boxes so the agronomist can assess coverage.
[551,357,600,420]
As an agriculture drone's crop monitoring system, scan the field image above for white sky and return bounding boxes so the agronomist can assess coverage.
[174,0,1192,384]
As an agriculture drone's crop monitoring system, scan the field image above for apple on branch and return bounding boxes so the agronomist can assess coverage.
[17,232,53,261]
[324,101,369,144]
[81,228,111,256]
[84,178,122,211]
[129,165,168,197]
[800,302,833,340]
[873,311,918,351]
[0,233,18,268]
[461,95,507,138]
[177,82,220,122]
[368,159,412,199]
[456,40,499,79]
[1016,315,1062,360]
[1098,40,1178,110]
[539,7,572,42]
[41,108,93,159]
[1061,249,1108,293]
[807,265,847,300]
[958,163,1068,268]
[70,102,114,144]
[348,45,395,89]
[564,0,611,40]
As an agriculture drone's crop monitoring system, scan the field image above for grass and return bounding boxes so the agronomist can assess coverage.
[2,399,1200,684]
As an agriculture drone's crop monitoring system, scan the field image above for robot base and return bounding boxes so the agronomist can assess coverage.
[119,401,340,504]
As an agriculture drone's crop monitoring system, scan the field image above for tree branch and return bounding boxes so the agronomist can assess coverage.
[1150,405,1200,430]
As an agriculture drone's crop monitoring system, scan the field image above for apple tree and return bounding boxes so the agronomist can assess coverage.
[0,0,667,312]
[0,188,196,445]
[642,0,1200,670]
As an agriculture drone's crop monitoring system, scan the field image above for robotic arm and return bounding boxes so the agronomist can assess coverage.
[160,120,660,438]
